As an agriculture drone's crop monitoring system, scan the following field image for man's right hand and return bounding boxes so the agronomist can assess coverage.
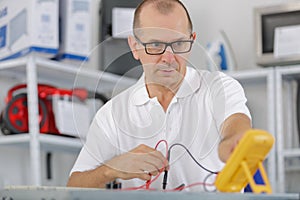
[67,144,169,188]
[104,144,169,181]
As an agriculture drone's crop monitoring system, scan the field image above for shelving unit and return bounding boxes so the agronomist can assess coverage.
[275,65,300,193]
[226,68,277,191]
[0,55,137,186]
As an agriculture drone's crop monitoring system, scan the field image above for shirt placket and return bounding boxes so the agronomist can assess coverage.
[165,100,181,143]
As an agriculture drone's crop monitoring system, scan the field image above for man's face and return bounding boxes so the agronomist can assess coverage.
[129,4,196,90]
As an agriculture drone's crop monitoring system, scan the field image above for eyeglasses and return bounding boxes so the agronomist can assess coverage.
[134,36,194,55]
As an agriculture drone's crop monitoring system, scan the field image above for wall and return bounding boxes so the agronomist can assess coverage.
[181,0,299,70]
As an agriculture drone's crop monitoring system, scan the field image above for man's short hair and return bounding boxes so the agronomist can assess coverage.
[133,0,193,34]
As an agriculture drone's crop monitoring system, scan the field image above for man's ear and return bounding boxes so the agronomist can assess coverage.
[128,35,140,60]
[192,32,196,41]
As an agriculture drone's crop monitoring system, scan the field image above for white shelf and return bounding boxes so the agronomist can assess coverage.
[0,134,82,153]
[283,149,300,158]
[0,134,30,145]
[0,57,137,94]
[276,64,300,77]
[226,68,273,81]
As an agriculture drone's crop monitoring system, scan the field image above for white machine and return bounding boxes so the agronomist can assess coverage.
[206,30,237,71]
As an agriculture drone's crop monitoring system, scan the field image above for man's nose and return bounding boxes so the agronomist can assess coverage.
[165,45,173,53]
[161,46,175,63]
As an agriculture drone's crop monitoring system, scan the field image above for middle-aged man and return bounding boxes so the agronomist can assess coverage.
[67,0,252,191]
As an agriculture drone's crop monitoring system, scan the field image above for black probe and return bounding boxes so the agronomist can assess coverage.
[162,143,219,190]
[162,148,171,190]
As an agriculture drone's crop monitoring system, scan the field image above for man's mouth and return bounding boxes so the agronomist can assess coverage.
[161,69,174,72]
[158,64,178,71]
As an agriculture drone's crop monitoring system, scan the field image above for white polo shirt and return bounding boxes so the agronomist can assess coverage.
[71,67,251,191]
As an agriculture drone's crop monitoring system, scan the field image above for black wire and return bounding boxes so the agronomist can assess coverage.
[168,143,219,174]
[203,172,217,192]
[162,143,219,190]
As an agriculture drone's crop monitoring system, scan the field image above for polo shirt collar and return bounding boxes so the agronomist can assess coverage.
[130,73,150,106]
[130,67,201,106]
[176,67,201,98]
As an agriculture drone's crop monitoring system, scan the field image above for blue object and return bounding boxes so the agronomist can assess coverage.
[219,44,228,70]
[0,25,7,48]
[0,46,58,61]
[244,170,265,192]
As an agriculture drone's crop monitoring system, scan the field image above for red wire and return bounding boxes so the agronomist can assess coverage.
[123,181,215,191]
[121,140,169,191]
[120,140,218,192]
[167,182,215,191]
[145,140,169,189]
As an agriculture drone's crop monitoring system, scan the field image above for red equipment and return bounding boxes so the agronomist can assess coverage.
[0,84,87,135]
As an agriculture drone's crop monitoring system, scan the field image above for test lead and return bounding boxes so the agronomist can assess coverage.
[175,183,185,191]
[162,170,168,190]
[163,147,171,190]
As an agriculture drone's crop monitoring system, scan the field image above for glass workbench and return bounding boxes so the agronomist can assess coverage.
[0,187,299,200]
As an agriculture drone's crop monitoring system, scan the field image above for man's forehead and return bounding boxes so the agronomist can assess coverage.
[136,3,191,35]
[135,27,190,39]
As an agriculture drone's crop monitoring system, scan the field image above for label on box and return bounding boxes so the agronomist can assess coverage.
[33,0,59,47]
[112,7,135,39]
[274,25,300,58]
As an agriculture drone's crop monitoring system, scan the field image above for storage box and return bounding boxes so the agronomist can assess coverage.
[52,95,90,139]
[57,0,92,62]
[0,0,59,61]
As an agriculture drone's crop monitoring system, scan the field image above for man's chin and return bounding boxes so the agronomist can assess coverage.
[155,77,181,91]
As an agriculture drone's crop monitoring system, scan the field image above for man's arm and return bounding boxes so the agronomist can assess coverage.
[67,144,168,188]
[218,113,252,162]
[67,165,114,188]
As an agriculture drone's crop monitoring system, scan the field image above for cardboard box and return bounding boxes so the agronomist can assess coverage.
[58,0,92,62]
[0,0,59,61]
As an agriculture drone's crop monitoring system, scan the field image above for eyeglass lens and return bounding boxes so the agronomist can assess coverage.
[145,41,192,55]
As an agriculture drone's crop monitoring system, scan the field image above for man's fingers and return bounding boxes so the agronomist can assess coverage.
[107,144,169,181]
[138,172,152,181]
[144,154,167,169]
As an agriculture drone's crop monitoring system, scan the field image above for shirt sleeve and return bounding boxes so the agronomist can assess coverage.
[208,72,251,131]
[70,101,119,174]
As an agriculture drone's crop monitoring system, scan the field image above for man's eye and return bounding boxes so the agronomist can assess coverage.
[174,41,184,46]
[149,42,163,48]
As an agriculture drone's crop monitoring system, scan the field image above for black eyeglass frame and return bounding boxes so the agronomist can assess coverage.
[134,35,194,55]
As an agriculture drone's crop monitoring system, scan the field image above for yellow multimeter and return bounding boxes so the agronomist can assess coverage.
[215,129,274,193]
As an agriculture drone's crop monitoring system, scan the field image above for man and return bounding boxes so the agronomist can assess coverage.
[67,0,251,191]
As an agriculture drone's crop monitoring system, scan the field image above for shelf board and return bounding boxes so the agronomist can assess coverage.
[0,134,82,153]
[0,57,28,70]
[0,134,30,145]
[283,148,300,158]
[39,134,82,153]
[0,56,137,94]
[276,65,300,80]
[226,68,273,84]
